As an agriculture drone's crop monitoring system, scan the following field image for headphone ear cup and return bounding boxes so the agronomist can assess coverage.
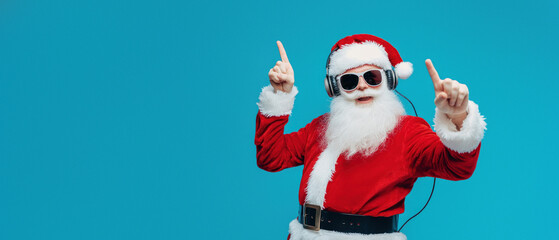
[385,70,398,90]
[325,47,339,97]
[329,75,340,96]
[324,77,333,97]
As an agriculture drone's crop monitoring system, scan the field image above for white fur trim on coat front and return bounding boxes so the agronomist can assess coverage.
[256,85,298,117]
[305,146,341,207]
[289,219,407,240]
[328,42,391,77]
[434,100,487,153]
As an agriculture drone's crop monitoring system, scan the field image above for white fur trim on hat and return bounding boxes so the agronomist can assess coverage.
[394,62,413,80]
[434,100,487,153]
[288,219,407,240]
[328,42,392,77]
[256,85,298,117]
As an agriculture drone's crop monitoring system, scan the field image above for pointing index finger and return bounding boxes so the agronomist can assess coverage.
[277,40,289,63]
[425,59,441,91]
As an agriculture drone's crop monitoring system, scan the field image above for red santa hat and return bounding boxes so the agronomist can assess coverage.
[328,34,413,79]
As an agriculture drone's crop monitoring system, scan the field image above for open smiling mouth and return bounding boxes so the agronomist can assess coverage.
[356,96,374,103]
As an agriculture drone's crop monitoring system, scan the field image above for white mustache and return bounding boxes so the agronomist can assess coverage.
[342,88,384,100]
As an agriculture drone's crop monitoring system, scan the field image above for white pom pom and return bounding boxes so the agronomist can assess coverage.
[395,61,413,79]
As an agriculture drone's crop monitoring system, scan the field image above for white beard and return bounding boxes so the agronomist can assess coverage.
[325,86,405,157]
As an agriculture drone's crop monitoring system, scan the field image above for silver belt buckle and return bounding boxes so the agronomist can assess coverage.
[302,203,321,231]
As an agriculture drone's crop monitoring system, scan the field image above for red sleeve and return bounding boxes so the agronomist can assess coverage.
[404,116,481,180]
[254,111,312,172]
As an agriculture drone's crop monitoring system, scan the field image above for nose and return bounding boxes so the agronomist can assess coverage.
[355,76,369,91]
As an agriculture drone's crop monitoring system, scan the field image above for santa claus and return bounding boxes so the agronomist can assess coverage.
[254,34,486,240]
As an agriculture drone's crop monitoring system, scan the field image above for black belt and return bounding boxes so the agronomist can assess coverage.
[298,204,398,234]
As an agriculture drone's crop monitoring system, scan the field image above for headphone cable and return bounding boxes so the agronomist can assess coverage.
[395,89,418,117]
[394,89,437,233]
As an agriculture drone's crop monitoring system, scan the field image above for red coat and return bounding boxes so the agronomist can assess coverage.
[255,111,481,217]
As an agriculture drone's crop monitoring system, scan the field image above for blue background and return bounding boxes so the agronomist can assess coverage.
[0,0,557,239]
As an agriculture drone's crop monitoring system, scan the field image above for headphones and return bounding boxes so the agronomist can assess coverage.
[324,47,398,97]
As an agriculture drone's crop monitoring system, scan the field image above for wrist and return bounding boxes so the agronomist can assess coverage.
[446,111,468,130]
[272,84,293,94]
[446,111,467,120]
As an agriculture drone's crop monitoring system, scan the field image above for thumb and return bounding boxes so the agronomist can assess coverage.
[434,92,448,106]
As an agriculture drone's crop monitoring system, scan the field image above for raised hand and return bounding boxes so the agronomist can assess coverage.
[268,41,295,93]
[426,59,469,127]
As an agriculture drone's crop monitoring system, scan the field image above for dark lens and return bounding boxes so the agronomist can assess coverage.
[340,74,359,90]
[363,70,382,86]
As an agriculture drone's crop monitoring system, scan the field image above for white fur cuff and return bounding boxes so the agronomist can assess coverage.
[434,100,487,154]
[256,85,298,117]
[288,219,407,240]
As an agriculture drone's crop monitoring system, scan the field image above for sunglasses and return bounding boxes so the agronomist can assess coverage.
[336,69,384,91]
